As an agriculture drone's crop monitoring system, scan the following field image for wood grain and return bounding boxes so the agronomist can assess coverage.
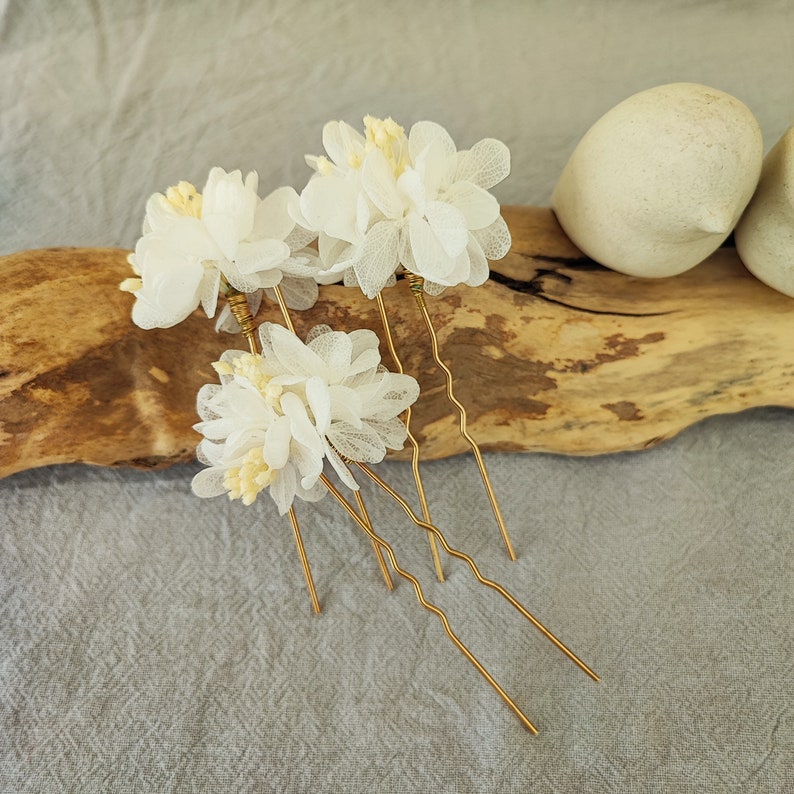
[1,206,792,478]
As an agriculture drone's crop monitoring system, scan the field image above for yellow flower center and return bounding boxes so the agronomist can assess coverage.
[224,447,276,505]
[164,181,203,218]
[212,353,289,505]
[363,115,409,176]
[119,277,143,293]
[230,353,284,407]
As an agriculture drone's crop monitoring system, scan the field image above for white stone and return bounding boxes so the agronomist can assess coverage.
[552,83,763,278]
[734,126,794,297]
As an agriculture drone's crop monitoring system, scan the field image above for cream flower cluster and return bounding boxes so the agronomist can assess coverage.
[297,116,512,298]
[123,168,320,329]
[192,323,420,514]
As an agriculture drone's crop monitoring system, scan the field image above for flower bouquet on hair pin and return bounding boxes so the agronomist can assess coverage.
[120,119,599,734]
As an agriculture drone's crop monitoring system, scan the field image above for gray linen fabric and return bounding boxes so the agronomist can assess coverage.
[1,1,793,791]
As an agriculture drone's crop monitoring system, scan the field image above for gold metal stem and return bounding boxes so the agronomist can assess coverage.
[353,489,394,591]
[288,506,321,614]
[226,288,258,354]
[272,283,296,334]
[405,273,516,562]
[375,291,444,582]
[354,460,600,683]
[273,283,393,591]
[226,285,321,612]
[319,473,538,734]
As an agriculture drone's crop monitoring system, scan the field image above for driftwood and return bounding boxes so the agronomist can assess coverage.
[1,207,792,478]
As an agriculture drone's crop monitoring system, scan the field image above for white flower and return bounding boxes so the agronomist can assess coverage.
[123,169,321,329]
[298,116,512,298]
[191,323,420,513]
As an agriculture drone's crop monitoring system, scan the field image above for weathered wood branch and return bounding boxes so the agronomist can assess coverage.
[1,206,792,478]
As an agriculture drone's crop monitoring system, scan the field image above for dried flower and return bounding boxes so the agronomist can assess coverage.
[192,323,420,513]
[123,169,320,329]
[297,117,512,298]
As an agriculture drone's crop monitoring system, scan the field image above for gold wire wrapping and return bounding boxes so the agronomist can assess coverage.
[226,288,258,354]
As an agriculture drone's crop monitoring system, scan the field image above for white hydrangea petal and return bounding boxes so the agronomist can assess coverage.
[424,200,469,258]
[398,231,417,273]
[422,279,447,296]
[203,216,243,262]
[131,250,204,329]
[444,181,500,230]
[473,215,512,260]
[279,253,323,280]
[409,120,457,163]
[340,366,380,392]
[143,193,177,235]
[234,238,291,276]
[465,236,490,287]
[253,186,297,240]
[285,223,317,252]
[244,171,259,194]
[143,198,216,258]
[346,347,381,378]
[304,325,332,345]
[202,168,258,260]
[321,121,347,165]
[195,438,223,467]
[454,138,511,189]
[223,260,275,293]
[296,477,328,503]
[305,376,331,435]
[200,266,221,319]
[213,304,233,333]
[289,438,324,483]
[322,120,365,166]
[326,421,387,464]
[348,328,380,359]
[269,324,329,379]
[196,383,222,417]
[361,148,404,219]
[265,276,318,311]
[281,391,323,453]
[269,464,296,515]
[307,328,353,373]
[407,214,456,282]
[353,221,400,299]
[300,174,362,243]
[191,467,229,499]
[195,416,241,442]
[396,167,427,215]
[323,439,360,490]
[318,232,350,270]
[225,427,267,462]
[356,192,371,237]
[364,372,420,419]
[131,291,195,330]
[364,417,408,450]
[328,385,364,426]
[450,247,473,287]
[263,415,292,470]
[343,267,360,288]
